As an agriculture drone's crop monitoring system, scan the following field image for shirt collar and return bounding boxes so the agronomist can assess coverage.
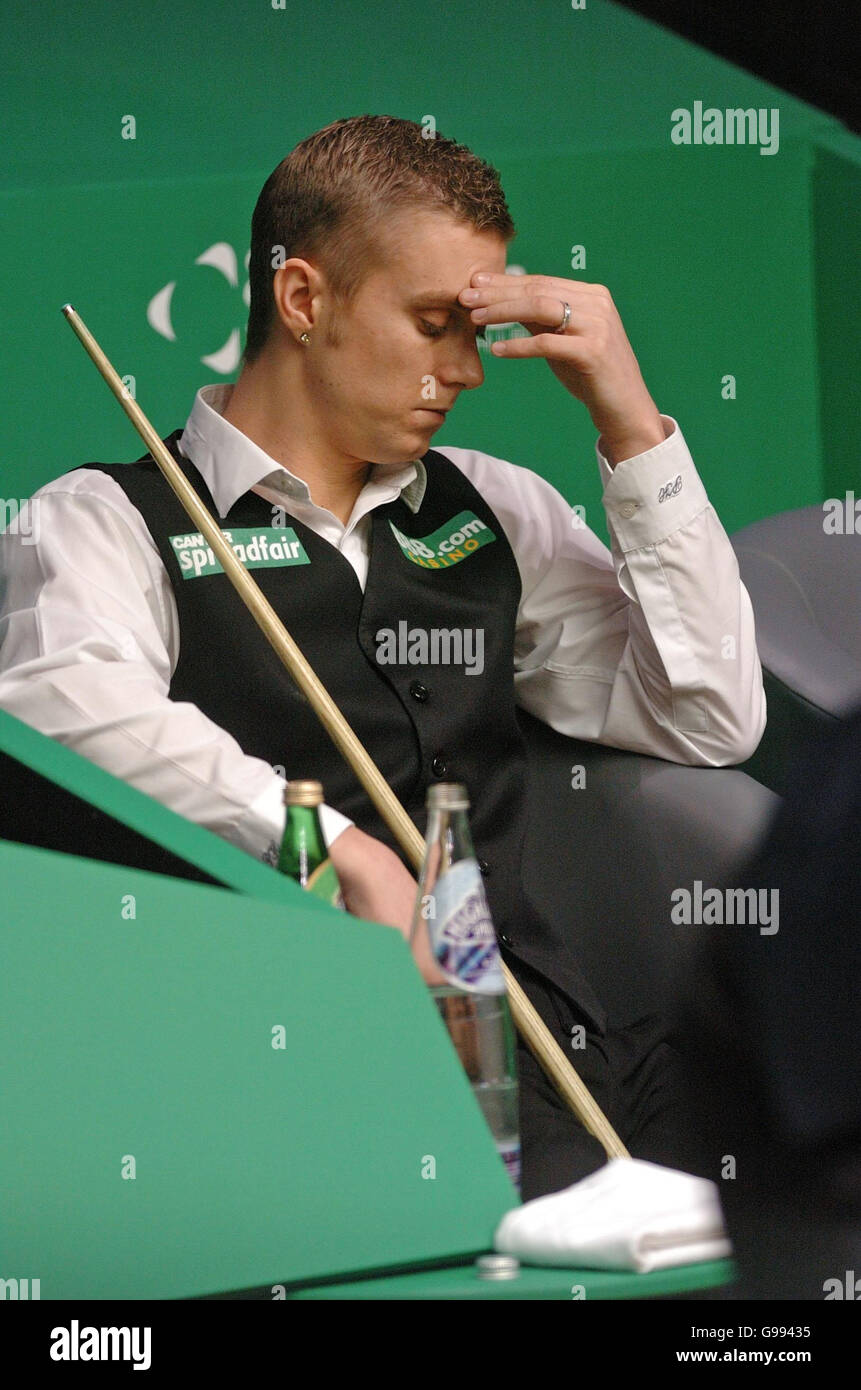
[178,384,427,518]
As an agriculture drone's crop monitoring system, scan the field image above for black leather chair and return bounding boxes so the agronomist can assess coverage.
[517,707,781,1024]
[731,504,861,797]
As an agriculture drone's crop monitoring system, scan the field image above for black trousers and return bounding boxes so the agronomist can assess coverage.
[514,966,712,1203]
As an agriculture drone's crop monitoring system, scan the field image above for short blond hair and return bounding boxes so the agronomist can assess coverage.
[244,114,515,360]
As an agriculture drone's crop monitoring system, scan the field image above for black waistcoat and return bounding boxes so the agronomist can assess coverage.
[80,431,607,1033]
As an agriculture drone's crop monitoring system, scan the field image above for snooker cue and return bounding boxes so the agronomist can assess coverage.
[62,303,630,1161]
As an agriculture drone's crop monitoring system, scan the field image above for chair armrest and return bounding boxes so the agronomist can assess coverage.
[517,707,782,1023]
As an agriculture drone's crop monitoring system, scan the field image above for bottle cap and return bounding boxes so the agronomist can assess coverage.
[475,1253,520,1280]
[283,779,324,807]
[426,782,470,811]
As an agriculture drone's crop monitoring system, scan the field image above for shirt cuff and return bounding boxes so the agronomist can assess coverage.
[237,775,355,866]
[318,802,355,849]
[596,415,711,552]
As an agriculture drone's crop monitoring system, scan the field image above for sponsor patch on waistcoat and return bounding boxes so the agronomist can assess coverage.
[388,510,496,569]
[168,527,310,579]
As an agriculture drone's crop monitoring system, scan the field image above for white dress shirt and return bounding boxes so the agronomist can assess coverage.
[0,384,766,861]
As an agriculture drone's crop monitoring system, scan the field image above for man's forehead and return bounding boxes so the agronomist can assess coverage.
[379,210,508,289]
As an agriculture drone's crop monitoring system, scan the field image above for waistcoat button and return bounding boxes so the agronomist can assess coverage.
[409,680,429,702]
[431,754,448,777]
[478,858,490,877]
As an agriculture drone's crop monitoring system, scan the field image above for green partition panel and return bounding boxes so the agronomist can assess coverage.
[812,128,861,500]
[2,0,858,544]
[0,712,734,1302]
[0,705,330,913]
[0,836,519,1299]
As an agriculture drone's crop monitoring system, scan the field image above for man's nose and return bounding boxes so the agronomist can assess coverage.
[440,338,485,392]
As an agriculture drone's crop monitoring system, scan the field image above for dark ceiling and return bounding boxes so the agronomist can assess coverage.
[618,0,860,136]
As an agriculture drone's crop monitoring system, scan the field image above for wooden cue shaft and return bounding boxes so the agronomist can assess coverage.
[62,303,629,1161]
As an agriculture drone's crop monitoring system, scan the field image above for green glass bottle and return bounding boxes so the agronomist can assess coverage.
[277,780,345,909]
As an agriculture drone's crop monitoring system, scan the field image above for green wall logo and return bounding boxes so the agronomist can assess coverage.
[147,241,249,374]
[169,527,310,579]
[389,511,496,569]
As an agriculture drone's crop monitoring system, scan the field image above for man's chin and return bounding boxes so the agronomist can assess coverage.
[366,428,436,465]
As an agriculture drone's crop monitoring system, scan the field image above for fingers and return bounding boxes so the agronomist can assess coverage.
[473,302,607,348]
[467,272,612,301]
[488,333,596,361]
[467,293,578,331]
[461,275,612,324]
[459,276,612,348]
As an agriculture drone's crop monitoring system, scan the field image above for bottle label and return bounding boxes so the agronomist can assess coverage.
[498,1141,522,1194]
[429,858,504,993]
[306,858,345,910]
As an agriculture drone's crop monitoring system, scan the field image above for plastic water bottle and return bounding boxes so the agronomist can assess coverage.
[410,782,520,1191]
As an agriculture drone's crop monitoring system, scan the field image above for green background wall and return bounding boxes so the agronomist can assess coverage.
[1,0,858,545]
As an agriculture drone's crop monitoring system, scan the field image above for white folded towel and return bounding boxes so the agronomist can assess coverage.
[494,1158,732,1274]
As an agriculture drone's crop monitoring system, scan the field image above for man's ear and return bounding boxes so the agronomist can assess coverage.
[271,257,320,340]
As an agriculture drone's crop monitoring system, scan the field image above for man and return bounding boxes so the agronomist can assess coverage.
[0,115,765,1199]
